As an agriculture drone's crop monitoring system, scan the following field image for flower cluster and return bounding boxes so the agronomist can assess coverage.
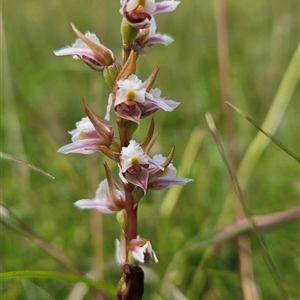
[54,0,190,289]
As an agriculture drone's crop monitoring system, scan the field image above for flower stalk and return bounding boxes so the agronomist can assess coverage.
[124,183,138,258]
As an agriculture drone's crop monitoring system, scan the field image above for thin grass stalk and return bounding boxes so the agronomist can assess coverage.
[1,14,29,182]
[213,1,259,299]
[161,191,299,297]
[1,204,82,275]
[216,43,299,237]
[226,103,300,163]
[166,206,300,260]
[205,113,289,298]
[0,152,55,179]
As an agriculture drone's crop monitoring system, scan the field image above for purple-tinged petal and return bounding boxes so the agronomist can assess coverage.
[115,104,142,123]
[58,139,102,154]
[125,167,149,194]
[148,153,193,190]
[135,17,174,48]
[125,10,152,27]
[153,97,179,111]
[69,117,98,141]
[54,47,104,71]
[148,88,180,111]
[54,48,95,58]
[70,126,99,140]
[58,116,114,155]
[140,89,179,117]
[144,33,174,47]
[140,104,158,118]
[54,25,114,71]
[149,177,193,190]
[74,199,116,213]
[124,18,152,30]
[154,1,180,14]
[71,24,115,65]
[74,179,125,214]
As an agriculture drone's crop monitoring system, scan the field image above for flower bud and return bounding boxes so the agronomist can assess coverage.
[103,63,122,90]
[116,209,127,230]
[121,17,139,47]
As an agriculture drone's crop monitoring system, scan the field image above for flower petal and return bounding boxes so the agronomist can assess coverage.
[125,167,149,194]
[149,177,193,190]
[74,199,115,213]
[154,1,180,14]
[130,238,159,264]
[115,104,142,123]
[144,33,174,47]
[120,140,149,172]
[74,179,125,214]
[58,139,102,154]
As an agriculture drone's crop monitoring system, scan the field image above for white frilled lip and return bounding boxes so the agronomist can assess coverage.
[115,75,146,106]
[120,140,149,173]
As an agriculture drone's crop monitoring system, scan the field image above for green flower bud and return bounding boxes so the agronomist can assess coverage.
[121,18,139,47]
[103,63,122,89]
[116,209,127,230]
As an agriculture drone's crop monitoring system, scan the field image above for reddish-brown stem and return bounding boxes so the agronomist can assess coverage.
[117,33,143,299]
[117,115,138,263]
[117,118,130,146]
[124,183,138,261]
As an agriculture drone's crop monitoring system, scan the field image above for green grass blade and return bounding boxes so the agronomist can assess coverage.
[1,204,81,275]
[238,43,300,189]
[0,271,116,297]
[159,127,204,219]
[227,103,300,163]
[0,151,55,179]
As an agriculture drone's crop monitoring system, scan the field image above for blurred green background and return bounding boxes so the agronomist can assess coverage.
[1,0,299,299]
